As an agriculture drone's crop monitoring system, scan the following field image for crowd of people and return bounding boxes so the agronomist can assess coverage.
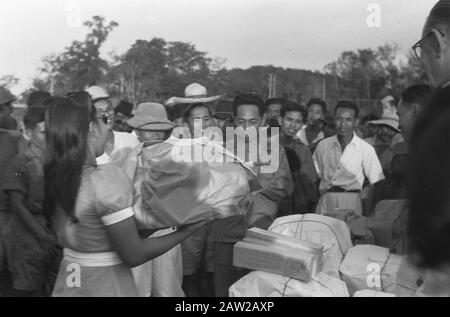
[0,0,450,297]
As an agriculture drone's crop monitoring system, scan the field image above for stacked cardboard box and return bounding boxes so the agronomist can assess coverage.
[233,228,324,282]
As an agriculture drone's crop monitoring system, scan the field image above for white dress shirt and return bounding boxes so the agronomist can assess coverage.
[313,133,385,192]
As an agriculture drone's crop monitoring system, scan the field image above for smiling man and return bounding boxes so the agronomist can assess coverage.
[279,102,318,214]
[313,101,384,216]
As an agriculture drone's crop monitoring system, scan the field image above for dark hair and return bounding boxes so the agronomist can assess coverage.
[335,100,359,118]
[23,105,47,129]
[182,103,212,122]
[360,114,379,125]
[408,85,450,268]
[307,98,327,114]
[401,84,433,108]
[44,92,96,223]
[233,94,265,116]
[264,98,287,112]
[42,96,63,108]
[426,0,450,32]
[167,103,186,121]
[114,100,134,117]
[281,102,308,123]
[27,91,51,107]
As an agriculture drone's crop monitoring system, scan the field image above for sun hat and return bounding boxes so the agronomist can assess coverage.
[168,83,221,105]
[127,102,174,131]
[368,111,401,132]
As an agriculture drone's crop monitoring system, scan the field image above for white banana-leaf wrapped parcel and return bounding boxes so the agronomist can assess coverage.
[120,137,261,229]
[229,271,349,297]
[339,245,402,295]
[268,214,353,278]
[353,290,395,297]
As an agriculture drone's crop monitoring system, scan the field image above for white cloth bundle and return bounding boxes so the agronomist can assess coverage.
[339,245,402,295]
[268,214,353,278]
[229,271,349,297]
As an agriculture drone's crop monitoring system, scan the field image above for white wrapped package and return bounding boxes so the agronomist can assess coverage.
[269,214,353,278]
[353,290,395,297]
[339,245,402,295]
[229,271,349,297]
[233,228,323,281]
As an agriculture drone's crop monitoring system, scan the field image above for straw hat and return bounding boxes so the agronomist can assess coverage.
[168,83,221,106]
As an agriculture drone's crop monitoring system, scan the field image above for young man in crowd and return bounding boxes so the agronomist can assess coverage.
[212,93,293,297]
[2,106,61,296]
[181,102,216,297]
[0,87,25,296]
[213,100,234,133]
[278,102,318,215]
[297,97,327,152]
[356,114,379,139]
[263,98,286,127]
[313,101,385,216]
[363,113,403,160]
[113,100,134,133]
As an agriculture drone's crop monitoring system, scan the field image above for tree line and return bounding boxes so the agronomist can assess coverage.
[10,16,428,115]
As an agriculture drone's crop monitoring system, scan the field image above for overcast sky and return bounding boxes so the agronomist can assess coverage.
[0,0,437,93]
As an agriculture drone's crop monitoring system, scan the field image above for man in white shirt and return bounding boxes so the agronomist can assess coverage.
[313,101,385,216]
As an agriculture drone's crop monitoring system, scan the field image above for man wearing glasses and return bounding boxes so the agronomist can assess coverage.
[412,1,450,89]
[85,86,139,165]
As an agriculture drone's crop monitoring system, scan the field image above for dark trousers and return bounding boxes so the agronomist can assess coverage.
[213,242,249,297]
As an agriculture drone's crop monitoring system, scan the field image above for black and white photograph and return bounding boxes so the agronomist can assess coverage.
[0,0,449,300]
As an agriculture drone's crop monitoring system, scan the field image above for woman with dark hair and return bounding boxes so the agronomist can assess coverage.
[45,92,209,296]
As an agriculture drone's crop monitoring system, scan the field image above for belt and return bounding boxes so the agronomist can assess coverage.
[63,248,122,267]
[326,186,361,193]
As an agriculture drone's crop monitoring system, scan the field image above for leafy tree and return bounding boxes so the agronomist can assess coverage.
[35,16,118,95]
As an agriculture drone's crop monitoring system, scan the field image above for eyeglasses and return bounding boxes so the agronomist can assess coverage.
[412,29,445,60]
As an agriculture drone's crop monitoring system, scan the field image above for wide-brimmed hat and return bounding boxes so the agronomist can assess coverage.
[369,111,400,132]
[0,87,16,105]
[214,100,234,119]
[127,102,174,131]
[85,86,120,108]
[168,83,221,106]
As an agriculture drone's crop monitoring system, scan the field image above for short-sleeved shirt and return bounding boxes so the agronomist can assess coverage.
[313,133,385,192]
[52,163,135,253]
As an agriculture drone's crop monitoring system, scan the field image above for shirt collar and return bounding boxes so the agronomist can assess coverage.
[332,132,359,147]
